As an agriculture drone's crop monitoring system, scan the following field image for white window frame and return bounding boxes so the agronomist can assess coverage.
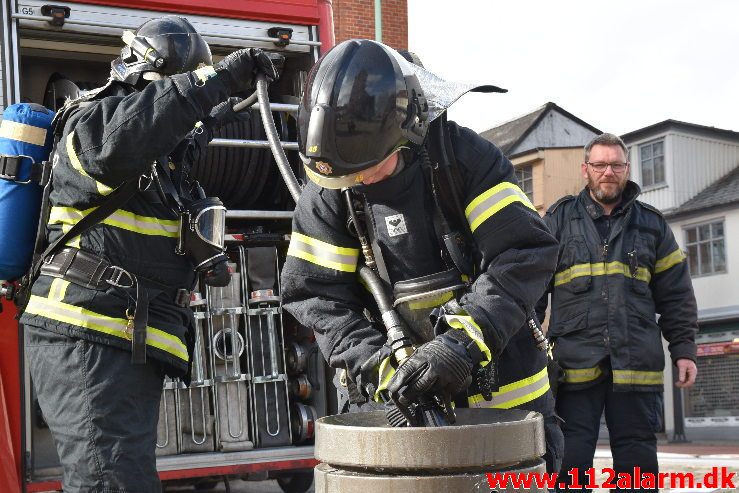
[516,165,534,203]
[683,219,727,277]
[640,139,666,189]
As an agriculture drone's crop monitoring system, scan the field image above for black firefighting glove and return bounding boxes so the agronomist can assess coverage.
[386,331,475,408]
[215,48,280,94]
[207,97,251,128]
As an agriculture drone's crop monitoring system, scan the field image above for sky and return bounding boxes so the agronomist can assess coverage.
[407,0,739,135]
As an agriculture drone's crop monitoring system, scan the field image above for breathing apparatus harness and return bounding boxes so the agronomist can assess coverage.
[343,114,552,424]
[13,86,229,365]
[340,114,480,427]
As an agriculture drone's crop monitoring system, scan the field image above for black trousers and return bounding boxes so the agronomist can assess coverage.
[556,375,662,492]
[26,324,165,493]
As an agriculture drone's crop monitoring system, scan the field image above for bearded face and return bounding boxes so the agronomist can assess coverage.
[582,145,630,205]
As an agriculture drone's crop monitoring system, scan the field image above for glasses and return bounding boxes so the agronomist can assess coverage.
[586,161,629,174]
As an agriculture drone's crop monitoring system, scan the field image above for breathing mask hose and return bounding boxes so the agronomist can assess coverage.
[359,261,453,427]
[255,75,302,203]
[343,189,376,271]
[357,266,413,364]
[343,190,414,361]
[343,186,452,426]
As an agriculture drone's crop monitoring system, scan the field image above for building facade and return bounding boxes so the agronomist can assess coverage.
[480,102,601,214]
[331,0,408,49]
[622,120,739,441]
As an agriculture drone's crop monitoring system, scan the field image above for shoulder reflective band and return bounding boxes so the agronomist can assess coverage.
[67,132,114,196]
[0,120,47,146]
[613,369,663,386]
[50,206,179,237]
[554,261,651,287]
[563,366,603,384]
[468,366,549,409]
[287,232,359,272]
[654,248,686,274]
[25,295,188,362]
[465,182,537,233]
[444,314,492,367]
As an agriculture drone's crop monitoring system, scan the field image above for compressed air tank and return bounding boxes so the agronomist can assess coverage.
[0,103,55,281]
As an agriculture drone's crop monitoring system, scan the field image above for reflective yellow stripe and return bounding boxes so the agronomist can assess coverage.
[407,291,454,310]
[613,369,663,386]
[25,295,188,362]
[50,206,179,237]
[465,182,537,233]
[445,314,493,367]
[654,248,685,274]
[554,261,651,286]
[48,279,70,301]
[563,366,603,384]
[374,356,396,402]
[0,120,47,146]
[59,224,82,248]
[468,367,550,409]
[287,232,359,273]
[67,132,114,196]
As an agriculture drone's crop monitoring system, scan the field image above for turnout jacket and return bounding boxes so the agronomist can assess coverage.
[21,70,235,376]
[536,183,697,392]
[281,121,559,411]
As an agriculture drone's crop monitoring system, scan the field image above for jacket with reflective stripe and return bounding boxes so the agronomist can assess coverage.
[20,75,233,375]
[536,183,698,392]
[281,121,559,413]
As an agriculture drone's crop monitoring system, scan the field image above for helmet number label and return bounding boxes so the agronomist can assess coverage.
[385,214,408,237]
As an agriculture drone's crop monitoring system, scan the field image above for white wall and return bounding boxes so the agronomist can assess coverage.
[668,207,739,313]
[631,131,739,213]
[671,132,739,208]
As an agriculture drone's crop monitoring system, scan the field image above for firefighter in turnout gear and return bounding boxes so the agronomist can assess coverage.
[281,39,564,472]
[20,16,278,492]
[536,133,698,492]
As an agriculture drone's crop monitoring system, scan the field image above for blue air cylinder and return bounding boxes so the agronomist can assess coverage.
[0,103,55,281]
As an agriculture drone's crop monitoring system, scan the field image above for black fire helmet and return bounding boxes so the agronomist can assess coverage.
[111,16,212,86]
[298,39,429,189]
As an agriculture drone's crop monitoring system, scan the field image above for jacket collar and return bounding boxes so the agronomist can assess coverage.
[578,181,641,220]
[355,152,419,200]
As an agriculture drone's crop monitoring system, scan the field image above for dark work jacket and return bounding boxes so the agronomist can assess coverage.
[21,72,233,377]
[281,121,559,412]
[536,182,698,392]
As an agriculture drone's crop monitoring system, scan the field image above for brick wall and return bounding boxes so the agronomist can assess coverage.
[332,0,407,50]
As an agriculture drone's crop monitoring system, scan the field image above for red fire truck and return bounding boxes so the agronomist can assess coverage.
[0,1,335,491]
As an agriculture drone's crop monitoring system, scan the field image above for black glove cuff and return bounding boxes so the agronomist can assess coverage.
[442,329,486,367]
[214,66,242,94]
[171,72,230,118]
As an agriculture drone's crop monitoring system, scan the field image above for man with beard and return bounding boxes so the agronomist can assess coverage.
[536,133,698,492]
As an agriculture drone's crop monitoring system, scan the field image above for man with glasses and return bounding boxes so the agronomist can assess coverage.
[536,133,698,491]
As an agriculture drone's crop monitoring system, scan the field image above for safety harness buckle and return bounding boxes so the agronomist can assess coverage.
[0,154,37,184]
[105,265,135,289]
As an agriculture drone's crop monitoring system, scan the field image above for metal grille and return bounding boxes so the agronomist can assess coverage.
[684,354,739,418]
